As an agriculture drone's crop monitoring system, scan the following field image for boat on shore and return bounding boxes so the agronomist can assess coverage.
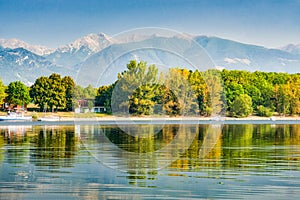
[0,112,32,121]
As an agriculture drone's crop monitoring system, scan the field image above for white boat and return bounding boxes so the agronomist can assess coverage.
[0,112,32,121]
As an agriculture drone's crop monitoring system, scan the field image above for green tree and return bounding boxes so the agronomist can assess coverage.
[188,70,210,116]
[31,73,67,112]
[160,85,181,116]
[273,84,289,115]
[223,82,244,113]
[230,94,253,117]
[203,69,225,116]
[164,68,198,116]
[5,81,31,107]
[284,76,300,115]
[48,73,66,111]
[129,84,157,115]
[62,76,75,111]
[95,85,113,113]
[256,105,273,117]
[244,84,261,109]
[83,84,97,98]
[112,60,159,115]
[73,85,84,100]
[252,71,274,109]
[0,79,6,105]
[30,76,51,111]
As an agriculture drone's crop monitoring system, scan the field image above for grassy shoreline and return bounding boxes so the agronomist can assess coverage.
[1,111,299,122]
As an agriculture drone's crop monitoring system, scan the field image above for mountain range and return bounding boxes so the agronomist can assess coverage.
[46,33,115,67]
[0,32,299,86]
[0,38,54,55]
[0,46,74,85]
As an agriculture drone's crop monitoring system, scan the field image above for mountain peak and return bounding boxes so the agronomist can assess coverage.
[0,38,54,55]
[46,32,115,66]
[280,43,300,55]
[58,32,114,54]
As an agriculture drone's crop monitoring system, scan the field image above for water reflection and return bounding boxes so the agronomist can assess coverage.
[31,126,79,168]
[221,124,300,170]
[79,124,200,173]
[0,124,299,171]
[0,125,79,167]
[0,124,299,199]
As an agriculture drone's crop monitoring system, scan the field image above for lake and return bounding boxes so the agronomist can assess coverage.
[0,123,299,199]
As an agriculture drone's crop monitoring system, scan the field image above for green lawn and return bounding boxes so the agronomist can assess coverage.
[26,111,111,118]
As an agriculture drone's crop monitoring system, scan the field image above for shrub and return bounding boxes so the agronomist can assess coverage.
[230,94,253,118]
[257,105,273,117]
[32,112,38,121]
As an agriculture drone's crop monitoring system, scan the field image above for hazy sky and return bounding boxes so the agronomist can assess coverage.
[0,0,300,48]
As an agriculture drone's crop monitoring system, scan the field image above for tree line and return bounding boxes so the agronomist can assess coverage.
[95,60,300,117]
[0,60,299,117]
[0,74,96,112]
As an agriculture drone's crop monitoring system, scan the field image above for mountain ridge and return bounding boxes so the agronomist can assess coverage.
[1,32,300,86]
[75,35,300,86]
[45,33,115,67]
[0,38,54,55]
[0,46,75,85]
[280,43,300,55]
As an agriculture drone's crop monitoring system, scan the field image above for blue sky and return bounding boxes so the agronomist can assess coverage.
[0,0,300,48]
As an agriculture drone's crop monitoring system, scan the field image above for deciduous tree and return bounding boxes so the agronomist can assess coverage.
[30,76,50,111]
[5,81,31,107]
[112,60,159,115]
[230,94,253,117]
[48,73,66,112]
[31,73,67,112]
[0,79,6,105]
[62,76,75,111]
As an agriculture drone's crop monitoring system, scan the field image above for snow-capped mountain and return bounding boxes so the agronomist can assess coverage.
[1,32,300,86]
[194,36,300,72]
[76,35,300,86]
[46,33,115,67]
[0,46,75,85]
[280,43,300,55]
[0,38,54,55]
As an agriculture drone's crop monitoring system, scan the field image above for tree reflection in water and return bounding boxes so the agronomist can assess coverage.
[0,125,79,168]
[78,123,224,186]
[0,123,299,188]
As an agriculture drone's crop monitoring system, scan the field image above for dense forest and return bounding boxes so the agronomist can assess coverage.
[95,60,300,117]
[0,60,299,117]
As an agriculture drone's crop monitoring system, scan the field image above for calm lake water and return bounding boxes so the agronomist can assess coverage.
[0,123,299,199]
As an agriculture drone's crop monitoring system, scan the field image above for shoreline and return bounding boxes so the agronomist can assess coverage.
[0,116,299,126]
